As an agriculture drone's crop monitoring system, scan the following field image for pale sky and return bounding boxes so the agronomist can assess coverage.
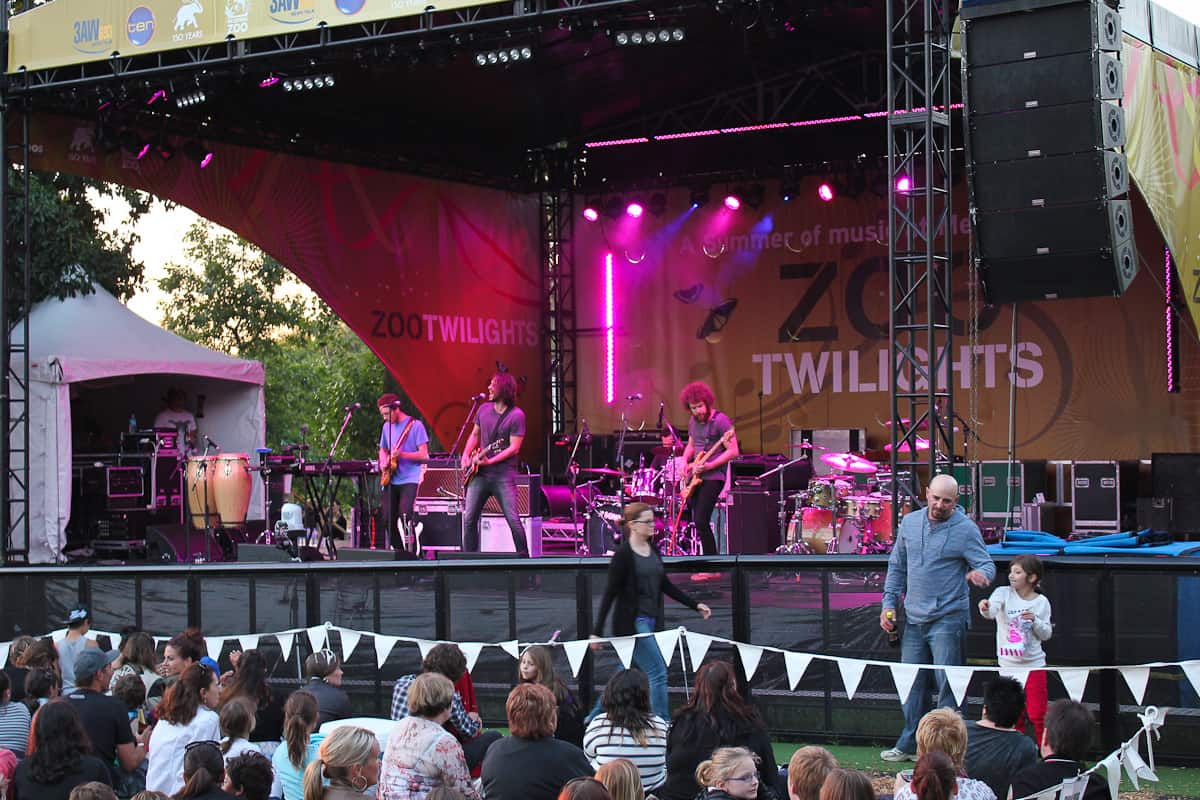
[1154,0,1199,25]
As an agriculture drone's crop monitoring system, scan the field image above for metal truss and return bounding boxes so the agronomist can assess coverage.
[886,0,954,512]
[0,86,33,565]
[533,147,580,442]
[582,50,887,143]
[5,0,656,94]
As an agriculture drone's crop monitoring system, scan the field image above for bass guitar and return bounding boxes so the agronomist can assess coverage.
[463,440,506,487]
[668,427,736,554]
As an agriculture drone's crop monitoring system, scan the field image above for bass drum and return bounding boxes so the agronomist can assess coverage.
[800,507,859,554]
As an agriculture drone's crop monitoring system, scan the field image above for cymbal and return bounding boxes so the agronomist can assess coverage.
[581,467,624,477]
[820,452,879,474]
[884,438,930,453]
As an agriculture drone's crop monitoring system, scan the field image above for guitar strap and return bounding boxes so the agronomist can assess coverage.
[390,417,418,455]
[482,405,514,456]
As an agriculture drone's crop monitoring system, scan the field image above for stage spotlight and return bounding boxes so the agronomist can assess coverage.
[175,90,207,108]
[723,194,741,211]
[690,185,710,208]
[145,89,167,106]
[475,47,533,66]
[604,196,624,220]
[648,192,667,216]
[582,206,600,222]
[817,183,835,202]
[183,141,214,169]
[259,75,280,88]
[896,175,912,193]
[281,74,335,92]
[626,201,644,218]
[611,27,686,45]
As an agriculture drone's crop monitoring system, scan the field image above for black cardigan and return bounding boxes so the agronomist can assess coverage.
[594,540,701,635]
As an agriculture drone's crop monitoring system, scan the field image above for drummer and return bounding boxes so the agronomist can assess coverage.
[650,430,686,485]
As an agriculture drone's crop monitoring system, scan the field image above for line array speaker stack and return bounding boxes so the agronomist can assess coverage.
[962,0,1136,303]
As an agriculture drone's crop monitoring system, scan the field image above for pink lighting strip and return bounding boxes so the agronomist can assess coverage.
[1166,246,1178,393]
[583,105,965,149]
[605,252,615,404]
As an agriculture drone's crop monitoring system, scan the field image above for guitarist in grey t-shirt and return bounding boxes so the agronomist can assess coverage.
[460,372,529,555]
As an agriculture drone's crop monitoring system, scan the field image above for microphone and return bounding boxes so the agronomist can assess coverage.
[626,393,643,401]
[657,401,665,429]
[204,434,219,449]
[344,402,362,411]
[470,393,487,402]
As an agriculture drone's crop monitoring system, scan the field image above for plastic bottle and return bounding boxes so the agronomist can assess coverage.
[886,609,901,648]
[128,413,137,433]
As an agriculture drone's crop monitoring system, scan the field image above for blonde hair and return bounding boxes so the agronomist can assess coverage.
[788,746,838,800]
[695,746,758,788]
[408,672,455,718]
[916,708,968,770]
[595,758,644,800]
[301,726,378,800]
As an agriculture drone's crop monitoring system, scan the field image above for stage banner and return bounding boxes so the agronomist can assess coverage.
[1123,37,1200,334]
[573,181,1199,462]
[7,0,508,74]
[22,113,543,458]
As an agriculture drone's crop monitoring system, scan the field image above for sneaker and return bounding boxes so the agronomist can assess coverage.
[880,747,915,762]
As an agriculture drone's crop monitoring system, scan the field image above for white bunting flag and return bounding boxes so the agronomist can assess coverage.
[1121,744,1157,789]
[836,657,867,700]
[945,667,974,707]
[563,639,591,678]
[338,629,361,661]
[0,642,9,669]
[154,636,169,647]
[276,632,295,663]
[417,640,436,661]
[460,642,484,674]
[206,637,226,662]
[1100,752,1122,800]
[1057,668,1090,702]
[685,631,714,672]
[785,652,813,690]
[611,636,637,669]
[306,625,328,654]
[736,643,765,681]
[1119,666,1150,705]
[1182,660,1200,696]
[653,628,681,667]
[239,635,260,653]
[1008,668,1031,689]
[374,635,398,669]
[500,641,520,660]
[889,663,920,704]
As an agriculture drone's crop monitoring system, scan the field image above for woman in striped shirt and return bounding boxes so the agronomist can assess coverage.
[583,669,668,792]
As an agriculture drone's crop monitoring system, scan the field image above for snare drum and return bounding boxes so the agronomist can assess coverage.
[841,495,884,520]
[807,478,850,510]
[626,468,661,504]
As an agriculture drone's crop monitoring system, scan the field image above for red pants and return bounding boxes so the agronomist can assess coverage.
[1015,669,1048,745]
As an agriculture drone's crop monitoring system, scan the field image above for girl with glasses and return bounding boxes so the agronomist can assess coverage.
[694,747,760,800]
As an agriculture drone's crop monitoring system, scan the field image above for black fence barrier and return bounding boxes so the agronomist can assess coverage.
[2,554,1197,764]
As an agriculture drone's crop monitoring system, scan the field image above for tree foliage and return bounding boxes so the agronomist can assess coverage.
[157,222,408,464]
[7,169,152,314]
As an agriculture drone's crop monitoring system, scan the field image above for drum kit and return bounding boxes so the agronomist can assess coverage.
[778,451,902,555]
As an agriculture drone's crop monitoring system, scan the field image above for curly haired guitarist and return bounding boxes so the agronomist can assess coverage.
[679,381,739,555]
[460,372,530,556]
[377,393,429,558]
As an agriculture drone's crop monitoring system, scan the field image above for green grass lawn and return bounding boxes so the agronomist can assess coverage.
[769,743,1200,798]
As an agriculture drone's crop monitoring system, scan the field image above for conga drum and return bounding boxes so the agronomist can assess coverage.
[185,456,221,529]
[212,453,253,528]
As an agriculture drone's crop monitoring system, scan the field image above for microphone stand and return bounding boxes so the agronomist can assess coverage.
[449,398,484,458]
[566,423,590,555]
[612,397,637,509]
[762,453,811,553]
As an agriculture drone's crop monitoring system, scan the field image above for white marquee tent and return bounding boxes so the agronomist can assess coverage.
[13,286,265,563]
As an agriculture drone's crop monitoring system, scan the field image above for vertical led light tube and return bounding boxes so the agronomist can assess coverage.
[605,252,615,404]
[1166,246,1178,393]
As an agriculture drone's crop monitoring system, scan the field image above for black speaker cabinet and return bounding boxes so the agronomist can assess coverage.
[968,51,1122,114]
[980,242,1137,304]
[976,199,1130,260]
[969,101,1124,163]
[962,0,1121,64]
[146,523,236,562]
[727,489,779,554]
[971,150,1127,210]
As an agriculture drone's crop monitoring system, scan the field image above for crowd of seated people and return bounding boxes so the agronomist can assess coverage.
[0,611,1115,800]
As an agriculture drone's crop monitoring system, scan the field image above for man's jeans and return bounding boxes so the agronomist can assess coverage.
[894,615,966,754]
[462,471,528,554]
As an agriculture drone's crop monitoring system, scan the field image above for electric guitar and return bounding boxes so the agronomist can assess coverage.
[668,427,736,553]
[463,440,506,487]
[379,417,418,488]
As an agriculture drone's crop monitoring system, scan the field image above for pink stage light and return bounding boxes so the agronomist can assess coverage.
[259,76,281,88]
[723,195,741,211]
[655,129,722,140]
[1166,246,1178,393]
[895,176,912,193]
[626,202,644,218]
[136,143,151,160]
[145,89,167,105]
[585,136,651,148]
[817,183,835,202]
[199,152,214,168]
[582,207,600,222]
[604,252,615,404]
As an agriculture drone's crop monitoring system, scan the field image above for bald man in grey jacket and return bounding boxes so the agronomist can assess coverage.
[879,474,995,761]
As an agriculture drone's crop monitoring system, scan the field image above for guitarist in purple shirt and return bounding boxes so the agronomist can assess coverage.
[460,372,530,556]
[377,393,430,558]
[679,381,739,555]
